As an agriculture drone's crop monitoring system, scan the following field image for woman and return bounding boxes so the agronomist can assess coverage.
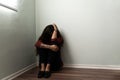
[35,24,64,78]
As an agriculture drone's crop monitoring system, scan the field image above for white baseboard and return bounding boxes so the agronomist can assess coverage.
[37,61,120,70]
[64,64,120,70]
[1,63,37,80]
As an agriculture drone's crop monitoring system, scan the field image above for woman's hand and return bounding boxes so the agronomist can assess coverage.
[49,45,59,52]
[53,23,57,31]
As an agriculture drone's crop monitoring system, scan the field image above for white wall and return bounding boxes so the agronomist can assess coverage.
[0,0,36,79]
[36,0,120,65]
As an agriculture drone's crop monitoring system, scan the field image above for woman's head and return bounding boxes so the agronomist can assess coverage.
[43,25,54,37]
[39,24,63,44]
[39,24,54,43]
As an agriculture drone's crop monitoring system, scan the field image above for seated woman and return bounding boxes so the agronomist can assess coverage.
[35,24,64,78]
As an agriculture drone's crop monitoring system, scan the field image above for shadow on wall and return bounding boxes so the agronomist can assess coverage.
[61,32,74,65]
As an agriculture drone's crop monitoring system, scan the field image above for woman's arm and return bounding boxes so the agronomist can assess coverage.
[35,40,51,49]
[35,40,59,52]
[51,24,57,39]
[40,42,50,49]
[40,42,59,52]
[51,24,63,47]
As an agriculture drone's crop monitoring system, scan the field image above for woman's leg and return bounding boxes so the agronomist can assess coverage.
[45,64,50,71]
[43,50,57,78]
[38,48,48,70]
[38,48,48,78]
[41,63,45,71]
[46,51,57,71]
[47,51,63,71]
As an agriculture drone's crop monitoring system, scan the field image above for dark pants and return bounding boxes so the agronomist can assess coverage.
[37,48,63,71]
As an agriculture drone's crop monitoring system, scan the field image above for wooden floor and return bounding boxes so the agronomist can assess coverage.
[13,67,120,80]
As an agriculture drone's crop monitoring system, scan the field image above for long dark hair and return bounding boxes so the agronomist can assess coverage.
[39,24,64,45]
[39,25,54,44]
